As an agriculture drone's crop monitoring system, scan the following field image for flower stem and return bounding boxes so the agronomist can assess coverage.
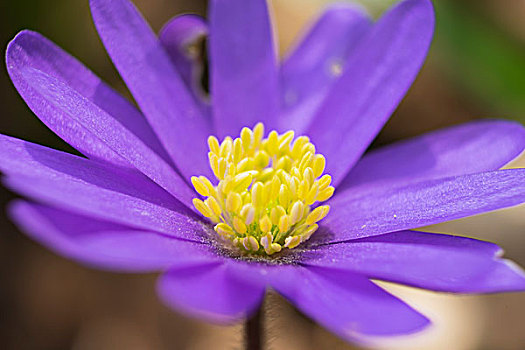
[245,306,263,350]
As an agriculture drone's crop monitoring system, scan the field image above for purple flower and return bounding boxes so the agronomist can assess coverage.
[4,0,525,344]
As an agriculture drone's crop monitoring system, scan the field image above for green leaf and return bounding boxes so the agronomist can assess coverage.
[434,1,525,121]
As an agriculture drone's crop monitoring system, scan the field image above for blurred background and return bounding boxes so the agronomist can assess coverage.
[1,0,525,349]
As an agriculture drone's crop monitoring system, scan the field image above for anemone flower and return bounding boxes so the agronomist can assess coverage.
[4,0,525,347]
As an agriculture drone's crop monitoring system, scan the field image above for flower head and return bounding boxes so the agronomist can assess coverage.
[3,0,525,345]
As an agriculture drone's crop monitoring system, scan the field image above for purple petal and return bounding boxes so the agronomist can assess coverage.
[322,169,525,243]
[209,0,279,136]
[90,0,212,179]
[10,201,206,272]
[159,14,208,104]
[302,231,525,293]
[0,135,202,241]
[338,120,525,192]
[279,5,371,133]
[158,260,265,324]
[6,30,169,167]
[305,0,434,186]
[269,265,429,341]
[21,66,194,207]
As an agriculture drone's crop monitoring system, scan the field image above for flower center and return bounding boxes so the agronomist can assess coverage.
[191,123,334,255]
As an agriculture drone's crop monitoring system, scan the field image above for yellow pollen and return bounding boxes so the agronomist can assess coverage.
[192,123,335,255]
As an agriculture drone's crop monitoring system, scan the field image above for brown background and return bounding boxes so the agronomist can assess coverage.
[1,0,525,349]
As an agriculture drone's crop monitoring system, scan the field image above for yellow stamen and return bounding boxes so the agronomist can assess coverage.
[284,236,301,249]
[243,236,259,251]
[279,215,291,233]
[233,216,247,234]
[259,215,272,234]
[226,192,242,212]
[289,201,304,225]
[317,186,335,202]
[270,205,286,226]
[193,198,212,218]
[279,184,290,208]
[306,205,330,225]
[208,136,220,155]
[220,137,233,158]
[191,176,209,197]
[240,127,253,150]
[240,204,256,225]
[205,197,222,217]
[312,154,326,178]
[251,182,264,208]
[191,123,333,255]
[233,172,253,192]
[253,123,264,147]
[254,151,270,168]
[305,182,319,205]
[215,223,234,238]
[300,224,318,242]
[232,138,243,163]
[318,174,332,190]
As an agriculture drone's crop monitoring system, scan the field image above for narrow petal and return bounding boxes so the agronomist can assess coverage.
[269,265,429,342]
[6,30,169,167]
[305,0,435,186]
[338,120,525,192]
[90,0,212,179]
[209,0,279,136]
[321,169,525,242]
[279,5,372,133]
[302,231,525,293]
[0,135,201,241]
[21,66,194,207]
[158,260,265,324]
[159,14,208,103]
[10,201,206,272]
